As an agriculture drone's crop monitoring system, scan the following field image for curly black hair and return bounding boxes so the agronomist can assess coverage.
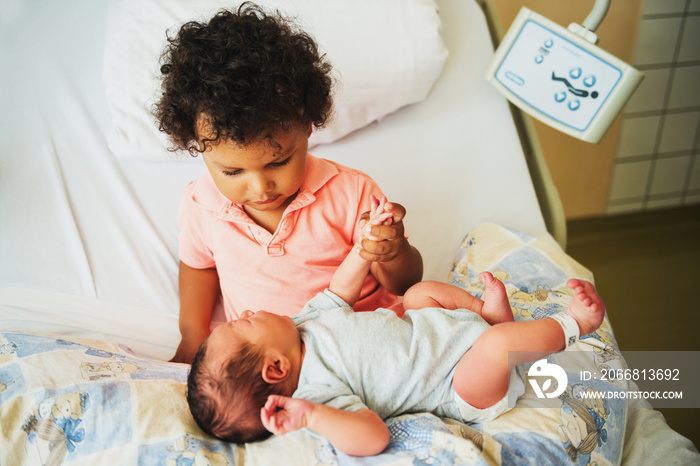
[154,2,334,155]
[187,339,277,443]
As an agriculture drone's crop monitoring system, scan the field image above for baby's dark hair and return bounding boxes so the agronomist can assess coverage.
[155,2,334,155]
[187,339,277,443]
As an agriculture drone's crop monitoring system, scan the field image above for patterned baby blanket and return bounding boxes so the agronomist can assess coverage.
[0,224,627,465]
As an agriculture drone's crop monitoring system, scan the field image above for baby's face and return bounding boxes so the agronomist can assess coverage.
[207,310,300,363]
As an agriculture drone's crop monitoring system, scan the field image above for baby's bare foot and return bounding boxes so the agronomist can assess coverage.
[480,271,514,325]
[565,279,605,336]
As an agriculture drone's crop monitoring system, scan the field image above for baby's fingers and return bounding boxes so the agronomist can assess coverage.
[261,397,286,434]
[260,406,275,432]
[264,394,281,410]
[368,212,394,227]
[369,194,381,214]
[261,396,277,418]
[384,201,406,223]
[368,195,389,222]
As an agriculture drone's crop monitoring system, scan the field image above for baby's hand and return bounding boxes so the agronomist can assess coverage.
[361,195,394,241]
[260,395,316,436]
[358,195,407,263]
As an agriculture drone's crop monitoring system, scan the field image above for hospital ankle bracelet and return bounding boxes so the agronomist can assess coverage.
[549,312,580,348]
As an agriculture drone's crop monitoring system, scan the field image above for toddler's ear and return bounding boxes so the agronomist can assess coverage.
[261,355,291,385]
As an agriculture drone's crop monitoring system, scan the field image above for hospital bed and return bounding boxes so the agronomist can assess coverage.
[1,0,697,464]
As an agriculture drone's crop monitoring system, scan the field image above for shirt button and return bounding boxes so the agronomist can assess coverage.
[267,244,284,255]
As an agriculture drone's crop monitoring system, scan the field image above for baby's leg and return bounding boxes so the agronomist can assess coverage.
[402,281,475,311]
[402,273,512,325]
[452,280,605,409]
[479,272,514,325]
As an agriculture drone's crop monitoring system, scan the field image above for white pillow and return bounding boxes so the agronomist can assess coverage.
[103,0,448,161]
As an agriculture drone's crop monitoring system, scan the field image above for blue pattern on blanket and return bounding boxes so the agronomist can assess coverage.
[331,414,488,466]
[385,416,458,464]
[6,332,84,357]
[495,431,571,465]
[17,379,135,462]
[138,436,236,466]
[493,248,568,296]
[0,224,627,465]
[0,360,24,400]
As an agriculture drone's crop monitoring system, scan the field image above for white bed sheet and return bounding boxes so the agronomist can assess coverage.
[0,0,545,351]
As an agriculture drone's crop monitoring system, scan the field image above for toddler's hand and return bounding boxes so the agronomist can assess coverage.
[260,395,316,436]
[357,195,407,263]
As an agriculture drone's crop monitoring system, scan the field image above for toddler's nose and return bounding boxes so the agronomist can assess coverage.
[249,174,273,195]
[240,310,254,318]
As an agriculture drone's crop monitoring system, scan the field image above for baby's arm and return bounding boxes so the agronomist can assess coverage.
[329,196,393,307]
[261,395,389,457]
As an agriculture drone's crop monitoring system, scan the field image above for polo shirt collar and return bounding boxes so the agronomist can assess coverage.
[190,154,338,219]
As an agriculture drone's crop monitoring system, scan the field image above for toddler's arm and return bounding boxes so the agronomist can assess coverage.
[260,395,389,457]
[329,196,393,307]
[358,201,423,296]
[170,262,220,363]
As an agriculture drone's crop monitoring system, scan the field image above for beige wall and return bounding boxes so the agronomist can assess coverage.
[486,0,644,219]
[607,1,700,214]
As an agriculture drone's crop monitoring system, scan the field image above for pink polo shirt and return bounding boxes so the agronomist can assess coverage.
[178,154,400,320]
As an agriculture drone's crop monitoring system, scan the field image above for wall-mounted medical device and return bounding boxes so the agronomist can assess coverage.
[485,2,644,143]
